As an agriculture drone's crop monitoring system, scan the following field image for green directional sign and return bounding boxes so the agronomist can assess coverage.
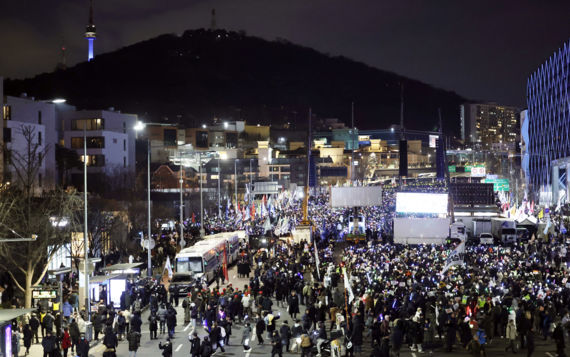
[448,165,456,173]
[485,178,510,192]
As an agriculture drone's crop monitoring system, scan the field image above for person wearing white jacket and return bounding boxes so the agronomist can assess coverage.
[505,319,518,353]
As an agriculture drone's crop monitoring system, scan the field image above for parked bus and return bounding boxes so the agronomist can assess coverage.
[174,231,241,282]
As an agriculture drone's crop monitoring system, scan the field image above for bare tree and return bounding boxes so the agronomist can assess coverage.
[0,187,82,308]
[0,126,82,307]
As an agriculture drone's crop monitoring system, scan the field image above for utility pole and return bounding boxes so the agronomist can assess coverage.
[179,150,184,247]
[199,152,204,237]
[234,159,238,207]
[217,156,221,217]
[351,102,355,183]
[83,126,91,321]
[440,108,454,223]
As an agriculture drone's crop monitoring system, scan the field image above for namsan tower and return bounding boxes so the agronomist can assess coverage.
[85,0,96,61]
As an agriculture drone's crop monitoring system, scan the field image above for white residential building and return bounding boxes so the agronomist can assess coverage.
[2,92,58,192]
[61,109,137,190]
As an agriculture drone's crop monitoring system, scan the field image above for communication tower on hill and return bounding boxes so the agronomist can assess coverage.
[85,0,96,61]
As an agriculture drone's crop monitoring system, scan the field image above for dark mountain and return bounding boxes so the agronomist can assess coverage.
[6,29,466,135]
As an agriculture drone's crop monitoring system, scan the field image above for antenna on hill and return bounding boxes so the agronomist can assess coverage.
[210,9,217,30]
[56,45,67,71]
[400,82,405,139]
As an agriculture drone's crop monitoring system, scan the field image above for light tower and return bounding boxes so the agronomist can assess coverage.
[85,0,96,61]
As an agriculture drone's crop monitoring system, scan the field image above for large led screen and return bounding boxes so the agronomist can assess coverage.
[330,187,383,207]
[396,192,448,214]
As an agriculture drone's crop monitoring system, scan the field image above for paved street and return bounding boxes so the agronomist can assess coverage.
[21,264,565,357]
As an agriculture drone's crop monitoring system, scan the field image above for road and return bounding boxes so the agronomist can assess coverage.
[77,263,562,357]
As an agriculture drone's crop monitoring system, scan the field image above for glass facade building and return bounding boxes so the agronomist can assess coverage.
[527,40,570,203]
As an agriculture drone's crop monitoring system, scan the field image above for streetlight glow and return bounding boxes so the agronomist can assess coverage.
[134,121,146,131]
[52,98,66,104]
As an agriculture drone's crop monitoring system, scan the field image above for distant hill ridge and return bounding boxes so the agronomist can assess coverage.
[6,28,466,134]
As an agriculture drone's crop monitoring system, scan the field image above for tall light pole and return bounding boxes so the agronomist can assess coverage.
[83,126,90,320]
[179,151,184,246]
[234,159,238,207]
[199,152,204,237]
[134,121,177,277]
[146,137,151,277]
[217,156,221,217]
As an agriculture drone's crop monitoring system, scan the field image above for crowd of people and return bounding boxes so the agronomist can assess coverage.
[10,180,570,357]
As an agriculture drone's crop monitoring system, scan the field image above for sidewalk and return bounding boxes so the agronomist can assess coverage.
[21,337,105,357]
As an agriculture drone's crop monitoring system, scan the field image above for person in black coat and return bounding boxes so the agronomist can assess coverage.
[271,331,283,357]
[41,331,57,357]
[102,326,118,357]
[29,314,40,344]
[189,332,201,357]
[390,319,404,357]
[166,306,177,339]
[130,311,143,333]
[76,335,89,357]
[445,312,457,352]
[351,317,364,354]
[256,315,266,345]
[148,311,158,340]
[279,321,291,352]
[200,336,213,357]
[209,323,225,352]
[288,291,300,319]
[23,324,33,355]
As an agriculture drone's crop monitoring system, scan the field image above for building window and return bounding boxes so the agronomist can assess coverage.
[3,105,11,120]
[163,129,177,146]
[80,154,105,167]
[3,128,11,142]
[113,138,117,144]
[38,111,42,124]
[123,157,126,168]
[122,122,126,134]
[123,139,126,151]
[38,173,42,187]
[71,136,105,149]
[38,132,42,145]
[71,118,104,130]
[196,131,209,148]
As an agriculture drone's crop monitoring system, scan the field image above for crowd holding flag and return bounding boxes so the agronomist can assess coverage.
[441,241,465,275]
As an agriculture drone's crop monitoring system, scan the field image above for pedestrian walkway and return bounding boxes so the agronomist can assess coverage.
[21,337,105,357]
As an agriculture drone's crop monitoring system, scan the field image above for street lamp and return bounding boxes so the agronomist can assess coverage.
[82,125,90,320]
[134,121,176,277]
[179,150,184,247]
[217,153,228,217]
[234,159,238,207]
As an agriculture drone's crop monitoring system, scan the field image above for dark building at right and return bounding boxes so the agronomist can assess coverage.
[527,40,570,204]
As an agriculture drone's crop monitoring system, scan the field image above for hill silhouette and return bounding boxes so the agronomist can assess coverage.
[5,29,466,134]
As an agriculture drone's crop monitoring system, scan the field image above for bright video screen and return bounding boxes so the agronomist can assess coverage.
[396,192,448,214]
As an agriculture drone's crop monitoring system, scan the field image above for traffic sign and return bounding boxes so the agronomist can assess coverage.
[485,178,510,192]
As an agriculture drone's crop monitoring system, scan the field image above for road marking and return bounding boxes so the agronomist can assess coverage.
[184,322,192,331]
[546,353,554,357]
[251,327,256,341]
[175,344,183,352]
[412,353,417,357]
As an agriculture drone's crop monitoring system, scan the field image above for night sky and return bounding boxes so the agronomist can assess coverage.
[1,0,568,107]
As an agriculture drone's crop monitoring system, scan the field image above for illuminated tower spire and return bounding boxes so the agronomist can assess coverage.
[85,0,96,61]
